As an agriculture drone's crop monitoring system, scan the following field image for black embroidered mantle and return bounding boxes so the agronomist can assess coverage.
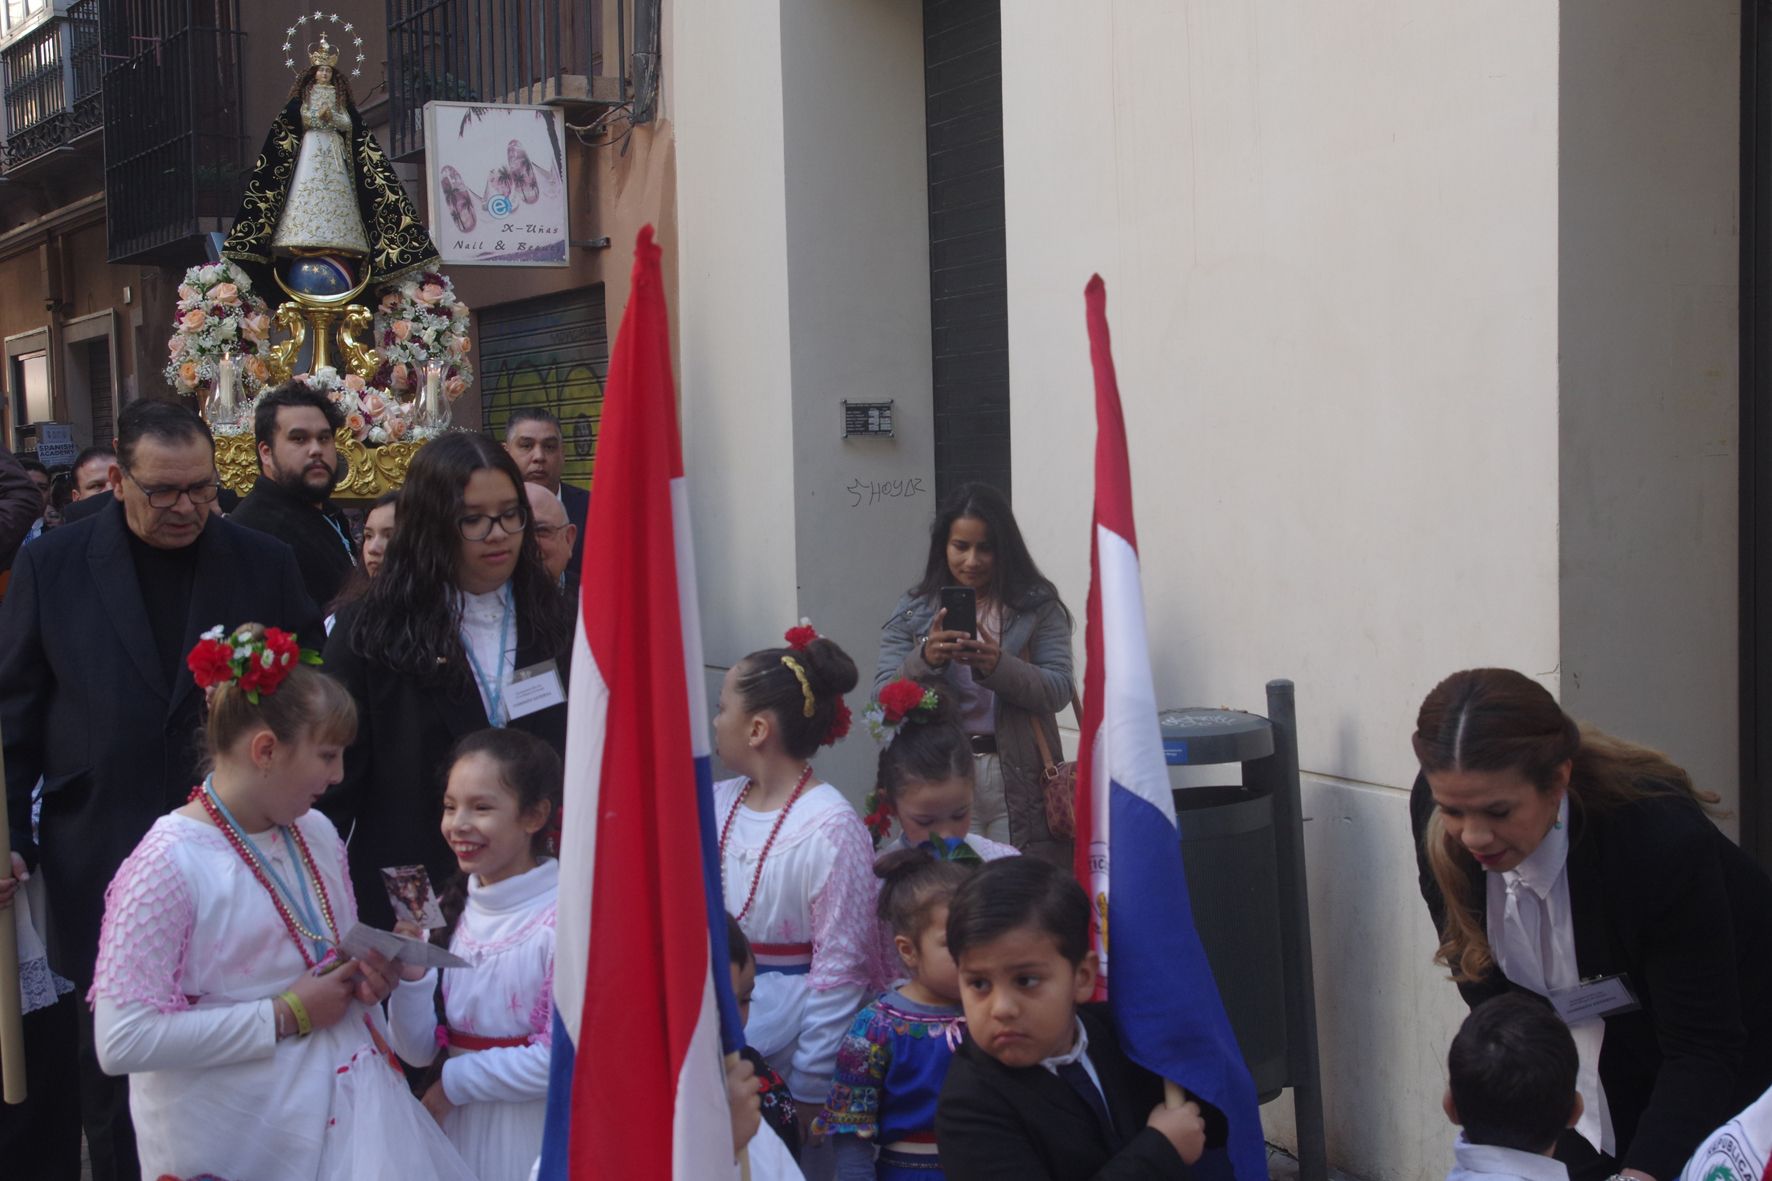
[222,95,439,297]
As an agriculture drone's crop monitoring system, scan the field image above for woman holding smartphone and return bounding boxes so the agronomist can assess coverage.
[875,482,1075,865]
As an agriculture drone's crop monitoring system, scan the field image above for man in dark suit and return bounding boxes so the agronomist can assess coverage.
[229,380,357,610]
[504,407,587,593]
[0,446,40,570]
[0,399,321,1181]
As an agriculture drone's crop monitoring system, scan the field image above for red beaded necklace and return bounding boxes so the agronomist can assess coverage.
[719,764,814,923]
[192,785,341,968]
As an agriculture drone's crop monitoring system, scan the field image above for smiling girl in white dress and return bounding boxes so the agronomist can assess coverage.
[387,727,562,1181]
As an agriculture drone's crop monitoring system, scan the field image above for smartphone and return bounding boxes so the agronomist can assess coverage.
[939,585,978,639]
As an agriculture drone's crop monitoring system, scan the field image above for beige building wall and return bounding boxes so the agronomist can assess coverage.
[1558,0,1741,826]
[676,0,935,794]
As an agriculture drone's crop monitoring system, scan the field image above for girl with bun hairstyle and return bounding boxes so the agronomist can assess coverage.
[815,848,977,1180]
[1410,668,1772,1181]
[711,624,875,1147]
[88,624,475,1180]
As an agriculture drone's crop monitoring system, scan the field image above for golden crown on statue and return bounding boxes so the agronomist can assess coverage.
[308,35,340,69]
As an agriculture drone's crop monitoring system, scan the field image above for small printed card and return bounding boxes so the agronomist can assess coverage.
[506,659,566,720]
[336,922,470,970]
[380,864,445,930]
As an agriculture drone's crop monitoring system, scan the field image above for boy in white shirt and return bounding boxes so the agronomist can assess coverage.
[1443,995,1585,1181]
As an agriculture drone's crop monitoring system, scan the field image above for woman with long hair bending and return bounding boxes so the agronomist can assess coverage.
[320,433,569,928]
[875,483,1074,865]
[1409,668,1772,1181]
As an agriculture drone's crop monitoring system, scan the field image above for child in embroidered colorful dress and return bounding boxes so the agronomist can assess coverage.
[386,728,562,1181]
[817,847,976,1180]
[88,624,476,1181]
[712,624,876,1157]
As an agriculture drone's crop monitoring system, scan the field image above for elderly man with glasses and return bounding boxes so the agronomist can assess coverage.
[0,398,320,1181]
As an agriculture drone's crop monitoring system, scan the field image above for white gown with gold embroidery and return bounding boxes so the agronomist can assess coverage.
[273,81,370,256]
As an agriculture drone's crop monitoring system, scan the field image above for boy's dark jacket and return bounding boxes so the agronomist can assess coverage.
[938,1003,1221,1180]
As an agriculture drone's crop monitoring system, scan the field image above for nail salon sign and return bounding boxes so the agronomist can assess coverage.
[423,102,569,267]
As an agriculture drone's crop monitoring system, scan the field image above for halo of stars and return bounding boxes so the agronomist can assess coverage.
[282,12,366,78]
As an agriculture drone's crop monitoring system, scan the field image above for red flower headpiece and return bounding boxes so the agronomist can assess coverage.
[784,620,818,651]
[187,624,322,705]
[825,696,852,745]
[865,678,940,746]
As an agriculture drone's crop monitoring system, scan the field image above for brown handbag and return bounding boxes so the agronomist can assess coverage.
[1031,688,1084,839]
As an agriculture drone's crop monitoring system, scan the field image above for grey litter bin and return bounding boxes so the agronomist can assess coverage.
[1160,681,1327,1181]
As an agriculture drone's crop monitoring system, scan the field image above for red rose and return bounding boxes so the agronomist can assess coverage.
[823,696,852,745]
[784,624,817,651]
[878,678,926,724]
[186,639,237,689]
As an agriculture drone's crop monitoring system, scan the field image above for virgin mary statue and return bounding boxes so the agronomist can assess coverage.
[222,36,438,294]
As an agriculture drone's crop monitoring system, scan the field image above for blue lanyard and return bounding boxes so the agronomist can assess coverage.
[322,512,357,567]
[203,776,332,963]
[461,584,514,725]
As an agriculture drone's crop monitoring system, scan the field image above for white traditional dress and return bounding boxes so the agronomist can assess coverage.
[89,810,476,1181]
[715,777,876,1104]
[272,80,370,256]
[388,859,558,1181]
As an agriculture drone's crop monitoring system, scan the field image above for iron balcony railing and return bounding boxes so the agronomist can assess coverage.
[2,0,103,170]
[386,0,627,161]
[99,0,245,263]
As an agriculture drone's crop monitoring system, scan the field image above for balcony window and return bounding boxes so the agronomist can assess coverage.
[387,0,627,161]
[2,0,102,170]
[99,0,245,262]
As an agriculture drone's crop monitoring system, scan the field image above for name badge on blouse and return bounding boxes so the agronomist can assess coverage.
[505,659,566,720]
[1548,974,1641,1024]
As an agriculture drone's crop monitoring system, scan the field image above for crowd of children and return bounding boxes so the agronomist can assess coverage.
[8,615,1765,1181]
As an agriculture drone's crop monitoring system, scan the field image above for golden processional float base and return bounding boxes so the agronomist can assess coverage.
[214,254,431,499]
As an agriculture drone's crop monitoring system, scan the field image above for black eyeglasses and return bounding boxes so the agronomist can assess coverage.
[122,467,221,510]
[458,507,527,541]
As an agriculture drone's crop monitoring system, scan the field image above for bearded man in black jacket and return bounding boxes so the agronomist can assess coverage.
[230,380,357,610]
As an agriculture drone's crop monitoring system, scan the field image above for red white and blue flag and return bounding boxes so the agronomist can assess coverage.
[1073,274,1266,1181]
[539,227,746,1179]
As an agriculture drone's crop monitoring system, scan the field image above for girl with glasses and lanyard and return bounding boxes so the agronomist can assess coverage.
[319,433,570,930]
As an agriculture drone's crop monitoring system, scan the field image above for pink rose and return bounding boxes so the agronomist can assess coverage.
[451,303,469,319]
[416,282,446,306]
[168,337,184,358]
[387,415,409,441]
[177,361,199,388]
[391,362,410,389]
[361,392,385,416]
[246,356,271,383]
[177,284,198,303]
[445,376,466,401]
[344,412,366,435]
[379,292,402,314]
[242,311,270,342]
[343,373,367,392]
[181,308,207,331]
[210,282,240,306]
[446,335,468,356]
[392,320,412,342]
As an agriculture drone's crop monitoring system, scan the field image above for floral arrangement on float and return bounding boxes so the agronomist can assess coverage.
[164,263,473,447]
[163,261,275,401]
[373,271,474,401]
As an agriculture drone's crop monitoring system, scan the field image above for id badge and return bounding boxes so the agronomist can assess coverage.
[505,659,566,720]
[1549,974,1641,1024]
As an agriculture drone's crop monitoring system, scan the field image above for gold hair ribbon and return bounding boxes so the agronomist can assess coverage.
[781,656,816,717]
